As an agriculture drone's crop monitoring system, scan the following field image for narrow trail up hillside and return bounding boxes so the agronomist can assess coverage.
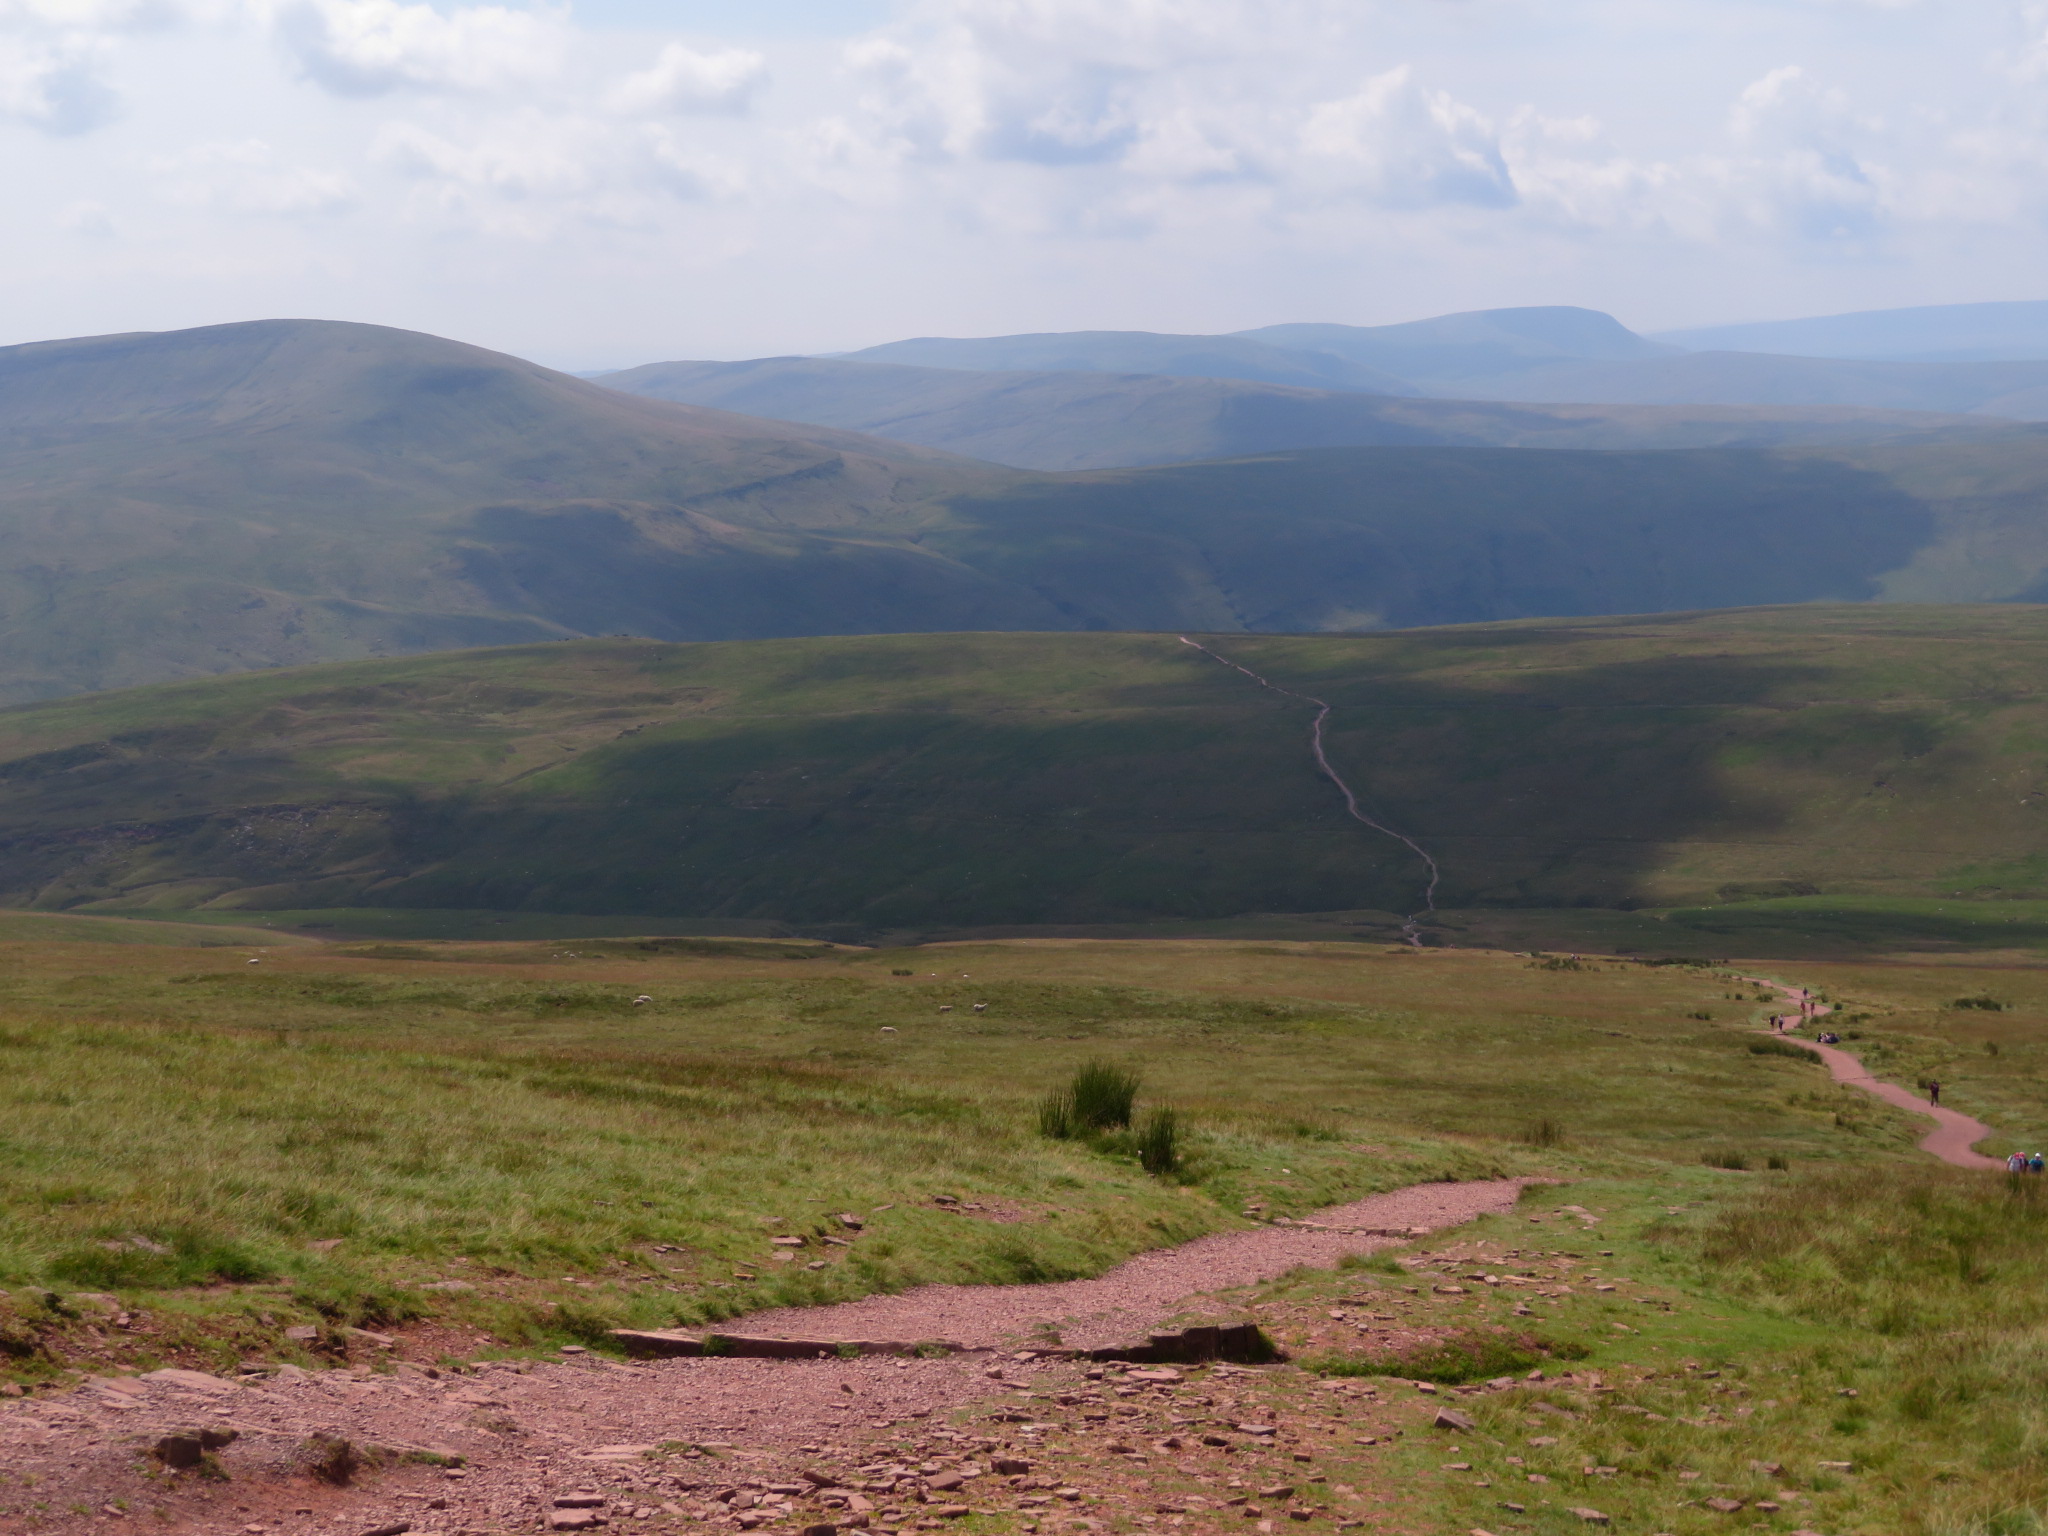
[1747,976,2002,1169]
[1177,637,1442,943]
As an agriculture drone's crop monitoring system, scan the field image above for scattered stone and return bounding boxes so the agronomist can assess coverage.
[1703,1499,1745,1514]
[418,1280,476,1293]
[1433,1409,1476,1432]
[361,1525,412,1536]
[993,1458,1033,1475]
[838,1214,865,1229]
[284,1325,319,1342]
[142,1369,234,1392]
[1568,1510,1610,1525]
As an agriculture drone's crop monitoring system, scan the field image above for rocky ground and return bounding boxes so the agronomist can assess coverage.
[0,1182,1562,1536]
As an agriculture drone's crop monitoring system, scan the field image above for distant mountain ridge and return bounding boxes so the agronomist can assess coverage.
[790,302,2048,420]
[10,317,2048,706]
[1652,300,2048,363]
[836,329,1416,394]
[598,354,2030,471]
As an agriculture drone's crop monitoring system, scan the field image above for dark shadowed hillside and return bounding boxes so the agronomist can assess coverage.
[6,608,2048,930]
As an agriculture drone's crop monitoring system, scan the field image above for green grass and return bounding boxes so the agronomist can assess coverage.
[1267,1167,2048,1536]
[13,607,2048,930]
[0,935,1922,1374]
[0,926,2042,1532]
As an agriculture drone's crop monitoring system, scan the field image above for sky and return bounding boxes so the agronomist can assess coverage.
[2,0,2046,369]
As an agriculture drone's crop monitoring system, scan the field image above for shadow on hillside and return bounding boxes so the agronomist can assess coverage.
[1137,624,1993,917]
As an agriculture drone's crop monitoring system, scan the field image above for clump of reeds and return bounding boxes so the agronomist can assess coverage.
[1038,1060,1184,1178]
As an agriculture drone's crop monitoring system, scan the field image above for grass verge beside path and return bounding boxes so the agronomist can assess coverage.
[0,937,1873,1378]
[1225,1168,2048,1536]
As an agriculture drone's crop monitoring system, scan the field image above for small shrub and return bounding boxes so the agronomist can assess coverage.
[1037,1088,1077,1140]
[1767,1154,1790,1171]
[1519,1118,1566,1149]
[1750,1038,1821,1063]
[1069,1061,1141,1131]
[890,969,912,976]
[304,1433,361,1485]
[1952,996,2006,1011]
[1703,1150,1750,1171]
[1137,1107,1182,1176]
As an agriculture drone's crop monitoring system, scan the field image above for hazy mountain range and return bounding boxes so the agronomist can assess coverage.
[2,307,2048,704]
[604,303,2048,441]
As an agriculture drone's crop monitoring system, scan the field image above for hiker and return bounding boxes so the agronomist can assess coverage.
[2032,1152,2045,1175]
[1928,1080,1941,1106]
[2011,1152,2028,1174]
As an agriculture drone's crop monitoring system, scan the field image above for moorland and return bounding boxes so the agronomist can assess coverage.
[3,606,2048,938]
[0,927,2044,1536]
[8,296,2048,1536]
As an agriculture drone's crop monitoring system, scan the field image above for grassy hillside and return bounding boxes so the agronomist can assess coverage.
[0,935,1953,1370]
[2,607,2048,927]
[0,319,1022,703]
[598,356,2023,471]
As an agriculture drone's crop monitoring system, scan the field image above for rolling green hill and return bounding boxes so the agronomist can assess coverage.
[597,355,2025,471]
[0,318,1024,703]
[5,606,2048,933]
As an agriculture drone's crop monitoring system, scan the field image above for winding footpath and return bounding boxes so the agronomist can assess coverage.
[1178,637,1442,942]
[1746,976,2003,1169]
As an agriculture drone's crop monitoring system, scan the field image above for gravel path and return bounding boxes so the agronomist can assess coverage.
[734,1179,1527,1350]
[1748,976,2002,1170]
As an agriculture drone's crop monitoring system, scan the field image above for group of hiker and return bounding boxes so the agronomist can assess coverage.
[2007,1151,2046,1174]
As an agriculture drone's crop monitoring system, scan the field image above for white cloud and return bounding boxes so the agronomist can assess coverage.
[0,31,116,130]
[155,137,355,213]
[1,0,2047,361]
[272,0,565,97]
[608,42,764,116]
[1300,66,1517,210]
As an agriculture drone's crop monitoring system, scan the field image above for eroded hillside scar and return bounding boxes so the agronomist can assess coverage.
[1177,636,1443,942]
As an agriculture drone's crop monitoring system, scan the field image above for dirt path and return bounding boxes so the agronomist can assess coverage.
[2,1179,1527,1533]
[1746,976,2003,1170]
[733,1179,1525,1350]
[1177,637,1441,941]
